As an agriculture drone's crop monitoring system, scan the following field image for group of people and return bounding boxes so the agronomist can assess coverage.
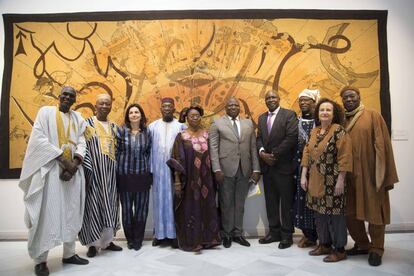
[293,87,398,266]
[19,85,398,276]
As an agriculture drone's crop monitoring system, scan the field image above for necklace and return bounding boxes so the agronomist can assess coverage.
[315,124,332,144]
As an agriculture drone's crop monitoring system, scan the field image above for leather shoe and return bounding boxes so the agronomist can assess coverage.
[86,246,97,257]
[152,238,163,246]
[233,236,250,247]
[297,236,317,248]
[278,239,293,249]
[368,252,382,266]
[170,238,179,249]
[62,254,89,265]
[104,242,123,251]
[309,245,332,256]
[222,237,232,248]
[133,243,142,251]
[259,234,281,244]
[34,262,49,276]
[346,245,369,256]
[323,251,347,262]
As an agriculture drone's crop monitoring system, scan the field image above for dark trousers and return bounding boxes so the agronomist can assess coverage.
[263,171,295,240]
[346,216,386,256]
[120,190,150,246]
[315,213,347,249]
[302,228,318,242]
[218,166,249,238]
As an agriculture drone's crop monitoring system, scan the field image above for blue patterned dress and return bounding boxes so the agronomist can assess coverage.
[293,117,317,239]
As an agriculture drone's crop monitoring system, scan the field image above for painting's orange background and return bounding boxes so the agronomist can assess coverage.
[9,19,381,168]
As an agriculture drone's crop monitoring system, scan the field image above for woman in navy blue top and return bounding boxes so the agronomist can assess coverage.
[116,103,152,250]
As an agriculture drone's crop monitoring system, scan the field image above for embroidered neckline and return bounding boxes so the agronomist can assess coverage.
[56,106,75,160]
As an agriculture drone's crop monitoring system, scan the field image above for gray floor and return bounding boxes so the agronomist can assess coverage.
[1,233,413,275]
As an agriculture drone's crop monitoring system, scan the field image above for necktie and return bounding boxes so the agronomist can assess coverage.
[267,112,274,134]
[232,118,239,139]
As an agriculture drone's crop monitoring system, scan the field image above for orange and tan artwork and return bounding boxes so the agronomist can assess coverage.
[0,10,390,176]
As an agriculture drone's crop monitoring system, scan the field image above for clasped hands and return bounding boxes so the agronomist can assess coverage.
[58,155,80,181]
[259,151,276,166]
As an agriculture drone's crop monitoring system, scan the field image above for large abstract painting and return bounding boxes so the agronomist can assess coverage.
[0,10,390,178]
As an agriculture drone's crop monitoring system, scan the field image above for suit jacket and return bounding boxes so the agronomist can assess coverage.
[209,116,260,178]
[257,108,298,175]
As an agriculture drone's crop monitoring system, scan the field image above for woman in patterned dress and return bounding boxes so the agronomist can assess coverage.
[167,106,221,252]
[300,98,352,262]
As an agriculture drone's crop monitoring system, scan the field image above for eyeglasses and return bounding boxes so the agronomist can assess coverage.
[299,98,314,103]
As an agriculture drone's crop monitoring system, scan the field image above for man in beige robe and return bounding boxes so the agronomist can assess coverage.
[341,86,399,266]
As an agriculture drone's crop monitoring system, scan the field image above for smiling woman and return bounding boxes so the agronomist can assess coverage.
[300,97,351,263]
[167,105,221,252]
[116,103,152,251]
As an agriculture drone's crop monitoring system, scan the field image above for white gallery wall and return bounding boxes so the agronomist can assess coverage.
[0,0,413,239]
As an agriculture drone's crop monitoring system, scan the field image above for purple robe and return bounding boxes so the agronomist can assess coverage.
[168,130,221,251]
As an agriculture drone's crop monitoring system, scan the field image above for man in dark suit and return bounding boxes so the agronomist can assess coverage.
[209,97,261,248]
[257,90,298,249]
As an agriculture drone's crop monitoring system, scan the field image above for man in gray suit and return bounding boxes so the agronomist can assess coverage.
[209,97,260,248]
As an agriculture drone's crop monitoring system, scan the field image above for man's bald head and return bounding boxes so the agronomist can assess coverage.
[95,93,112,121]
[96,93,112,104]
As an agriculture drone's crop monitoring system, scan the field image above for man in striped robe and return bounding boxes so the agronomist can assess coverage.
[19,86,89,276]
[78,94,122,257]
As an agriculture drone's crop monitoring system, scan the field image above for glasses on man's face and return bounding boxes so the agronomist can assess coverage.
[299,98,313,103]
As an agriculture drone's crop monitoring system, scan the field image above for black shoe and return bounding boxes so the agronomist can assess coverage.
[346,245,369,256]
[86,246,97,257]
[104,242,123,251]
[34,262,49,276]
[222,237,232,248]
[233,236,251,247]
[133,243,142,251]
[171,238,179,249]
[62,254,89,265]
[127,242,134,250]
[278,239,293,249]
[368,252,382,266]
[259,234,281,244]
[152,238,163,246]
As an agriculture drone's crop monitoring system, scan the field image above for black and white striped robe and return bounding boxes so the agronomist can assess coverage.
[78,117,120,245]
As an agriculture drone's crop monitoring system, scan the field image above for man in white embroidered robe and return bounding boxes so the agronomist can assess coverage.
[149,97,185,247]
[19,86,89,276]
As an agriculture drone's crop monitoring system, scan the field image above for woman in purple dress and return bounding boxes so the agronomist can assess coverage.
[167,106,221,252]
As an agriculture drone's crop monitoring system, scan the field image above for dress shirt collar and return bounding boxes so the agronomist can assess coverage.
[227,115,240,122]
[268,106,280,116]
